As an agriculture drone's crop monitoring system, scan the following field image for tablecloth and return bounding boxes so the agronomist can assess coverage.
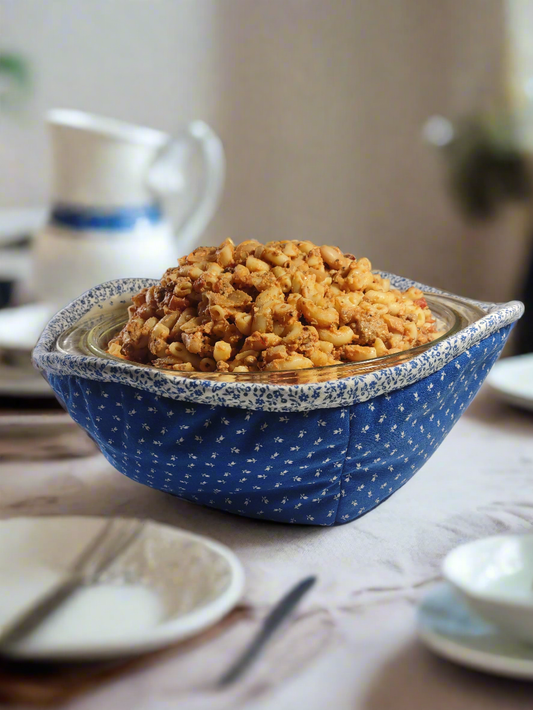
[1,385,532,709]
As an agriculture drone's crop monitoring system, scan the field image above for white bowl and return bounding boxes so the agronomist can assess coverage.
[443,535,533,645]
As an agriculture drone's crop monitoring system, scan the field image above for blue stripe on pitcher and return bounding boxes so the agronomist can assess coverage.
[51,204,162,231]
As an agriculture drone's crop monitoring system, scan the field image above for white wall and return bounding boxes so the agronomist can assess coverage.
[1,0,526,302]
[0,0,220,201]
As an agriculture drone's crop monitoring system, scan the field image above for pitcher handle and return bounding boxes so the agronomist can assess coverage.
[147,120,225,246]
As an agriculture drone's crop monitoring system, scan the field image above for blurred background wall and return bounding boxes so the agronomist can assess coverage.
[1,0,530,302]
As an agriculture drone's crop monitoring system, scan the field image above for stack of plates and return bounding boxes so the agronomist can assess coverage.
[0,208,46,293]
[0,207,53,398]
[0,302,56,398]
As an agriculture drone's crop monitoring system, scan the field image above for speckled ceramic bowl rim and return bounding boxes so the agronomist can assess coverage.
[32,274,524,412]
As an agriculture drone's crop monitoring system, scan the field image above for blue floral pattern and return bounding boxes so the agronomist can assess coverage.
[46,325,511,525]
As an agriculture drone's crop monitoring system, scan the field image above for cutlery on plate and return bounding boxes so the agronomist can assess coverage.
[217,575,317,687]
[0,518,146,648]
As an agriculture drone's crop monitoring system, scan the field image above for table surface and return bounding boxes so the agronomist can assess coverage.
[1,385,533,710]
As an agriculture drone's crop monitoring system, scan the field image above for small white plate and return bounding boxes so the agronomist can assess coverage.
[0,517,245,661]
[486,354,533,412]
[417,583,533,680]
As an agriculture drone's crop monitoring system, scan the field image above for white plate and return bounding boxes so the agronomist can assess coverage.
[0,362,54,398]
[0,516,245,661]
[486,353,533,412]
[417,583,533,680]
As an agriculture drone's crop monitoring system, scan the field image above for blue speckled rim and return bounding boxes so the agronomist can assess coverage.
[33,275,524,413]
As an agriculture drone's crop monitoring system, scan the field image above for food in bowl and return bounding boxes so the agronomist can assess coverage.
[107,239,445,373]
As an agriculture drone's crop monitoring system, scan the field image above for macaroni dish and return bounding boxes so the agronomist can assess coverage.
[108,239,443,373]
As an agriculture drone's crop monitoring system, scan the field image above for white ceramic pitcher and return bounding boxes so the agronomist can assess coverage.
[32,109,225,308]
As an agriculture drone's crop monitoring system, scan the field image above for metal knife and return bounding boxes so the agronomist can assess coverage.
[217,575,317,687]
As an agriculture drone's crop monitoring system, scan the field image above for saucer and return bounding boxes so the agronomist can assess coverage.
[486,353,533,413]
[0,517,245,661]
[417,583,533,680]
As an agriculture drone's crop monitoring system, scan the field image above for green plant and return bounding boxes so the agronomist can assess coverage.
[0,51,31,112]
[425,113,531,220]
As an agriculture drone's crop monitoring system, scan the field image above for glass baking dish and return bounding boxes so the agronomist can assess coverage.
[55,292,486,385]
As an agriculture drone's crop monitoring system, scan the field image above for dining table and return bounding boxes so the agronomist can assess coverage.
[0,383,532,710]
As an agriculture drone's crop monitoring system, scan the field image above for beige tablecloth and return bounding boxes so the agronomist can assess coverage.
[1,386,533,710]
